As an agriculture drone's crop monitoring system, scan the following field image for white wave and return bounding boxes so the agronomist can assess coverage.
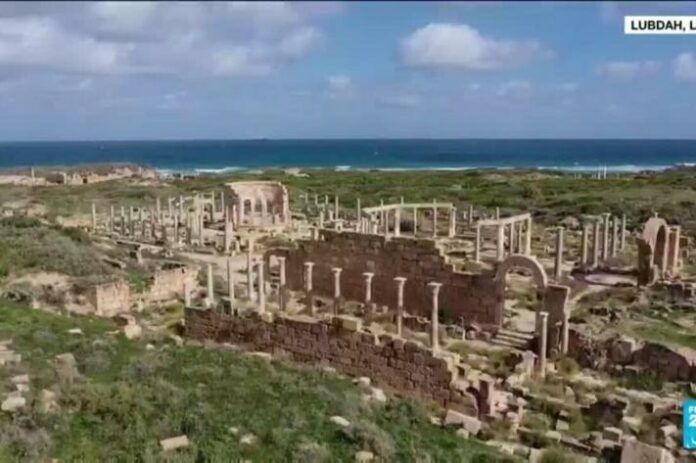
[194,166,244,174]
[335,165,351,171]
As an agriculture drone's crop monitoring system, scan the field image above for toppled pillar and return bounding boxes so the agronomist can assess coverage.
[331,267,342,314]
[226,258,235,310]
[394,277,406,336]
[428,282,442,352]
[554,226,564,279]
[304,262,315,314]
[536,312,548,378]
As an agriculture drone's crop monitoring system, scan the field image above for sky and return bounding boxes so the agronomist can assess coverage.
[1,1,696,140]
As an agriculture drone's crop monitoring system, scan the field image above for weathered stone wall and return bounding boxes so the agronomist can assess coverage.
[146,264,197,302]
[88,280,130,316]
[567,327,696,382]
[271,230,504,327]
[185,307,480,415]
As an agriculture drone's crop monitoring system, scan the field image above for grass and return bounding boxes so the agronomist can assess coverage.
[0,217,113,279]
[0,303,500,462]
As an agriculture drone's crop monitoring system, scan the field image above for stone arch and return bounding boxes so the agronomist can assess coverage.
[653,224,669,271]
[495,254,548,290]
[243,199,252,216]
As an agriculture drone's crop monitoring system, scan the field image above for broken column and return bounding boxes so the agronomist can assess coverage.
[304,262,315,314]
[256,261,266,313]
[227,257,235,309]
[412,207,418,235]
[536,311,548,378]
[474,225,481,263]
[363,272,374,310]
[394,277,406,336]
[91,203,97,231]
[509,221,516,254]
[334,195,339,219]
[428,282,442,352]
[356,197,361,223]
[554,226,564,280]
[394,208,401,237]
[331,267,342,314]
[448,207,456,238]
[525,217,532,256]
[468,204,474,227]
[110,205,115,232]
[561,309,569,355]
[620,214,626,250]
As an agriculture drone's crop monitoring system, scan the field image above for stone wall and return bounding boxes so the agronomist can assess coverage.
[146,264,197,302]
[270,230,504,327]
[185,307,481,416]
[567,327,696,382]
[88,280,130,316]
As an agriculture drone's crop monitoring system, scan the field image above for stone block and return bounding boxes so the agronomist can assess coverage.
[620,439,674,463]
[1,396,25,412]
[160,435,190,451]
[603,427,623,442]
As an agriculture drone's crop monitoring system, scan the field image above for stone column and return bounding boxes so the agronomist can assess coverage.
[318,209,325,229]
[428,282,442,352]
[474,225,481,263]
[91,203,97,231]
[525,217,532,256]
[246,240,255,301]
[278,256,287,312]
[256,260,266,313]
[468,204,474,227]
[394,208,401,237]
[602,213,610,261]
[356,197,361,224]
[536,312,548,378]
[168,196,173,218]
[394,277,406,336]
[224,210,232,254]
[560,309,569,355]
[174,213,180,245]
[592,220,601,267]
[304,262,315,314]
[554,227,564,279]
[611,217,619,257]
[671,226,681,274]
[383,209,390,238]
[580,225,589,265]
[332,267,342,314]
[206,263,214,308]
[495,207,500,220]
[178,196,184,218]
[110,205,115,232]
[432,202,438,238]
[219,191,225,216]
[509,220,516,254]
[227,257,235,308]
[363,272,374,308]
[448,207,456,238]
[620,214,627,251]
[184,281,191,307]
[496,224,505,261]
[156,197,161,223]
[412,207,418,234]
[334,195,339,219]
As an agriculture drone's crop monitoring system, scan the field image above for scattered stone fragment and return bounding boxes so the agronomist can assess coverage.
[239,433,257,446]
[123,324,142,339]
[168,334,184,347]
[555,419,569,432]
[146,343,155,350]
[355,376,371,387]
[228,426,240,436]
[455,428,470,439]
[1,396,26,412]
[10,374,29,384]
[354,450,374,462]
[659,424,677,441]
[160,435,189,451]
[40,389,59,413]
[15,383,29,393]
[54,353,79,382]
[620,439,674,463]
[603,427,623,442]
[67,328,83,335]
[330,416,351,428]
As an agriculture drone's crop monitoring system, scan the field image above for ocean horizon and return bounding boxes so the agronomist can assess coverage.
[0,138,695,174]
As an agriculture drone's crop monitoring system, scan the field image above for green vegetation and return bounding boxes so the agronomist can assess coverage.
[0,217,112,279]
[0,303,498,461]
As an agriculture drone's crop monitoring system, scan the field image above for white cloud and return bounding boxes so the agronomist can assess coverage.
[379,94,422,108]
[90,2,159,35]
[0,17,134,74]
[596,60,660,80]
[327,74,351,91]
[401,23,548,70]
[673,52,696,81]
[226,2,300,29]
[496,80,533,99]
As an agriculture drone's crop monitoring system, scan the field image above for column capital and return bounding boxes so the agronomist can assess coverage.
[304,261,315,269]
[276,255,286,263]
[331,267,342,275]
[394,276,407,285]
[428,281,442,294]
[363,271,374,279]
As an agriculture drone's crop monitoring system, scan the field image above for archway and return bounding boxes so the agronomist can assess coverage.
[653,225,668,273]
[495,255,549,335]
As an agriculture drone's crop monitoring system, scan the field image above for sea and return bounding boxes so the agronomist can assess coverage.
[0,139,694,174]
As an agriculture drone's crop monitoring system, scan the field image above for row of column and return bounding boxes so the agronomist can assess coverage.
[534,308,570,378]
[474,217,532,263]
[578,213,626,268]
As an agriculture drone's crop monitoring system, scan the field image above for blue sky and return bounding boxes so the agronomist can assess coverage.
[1,1,696,140]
